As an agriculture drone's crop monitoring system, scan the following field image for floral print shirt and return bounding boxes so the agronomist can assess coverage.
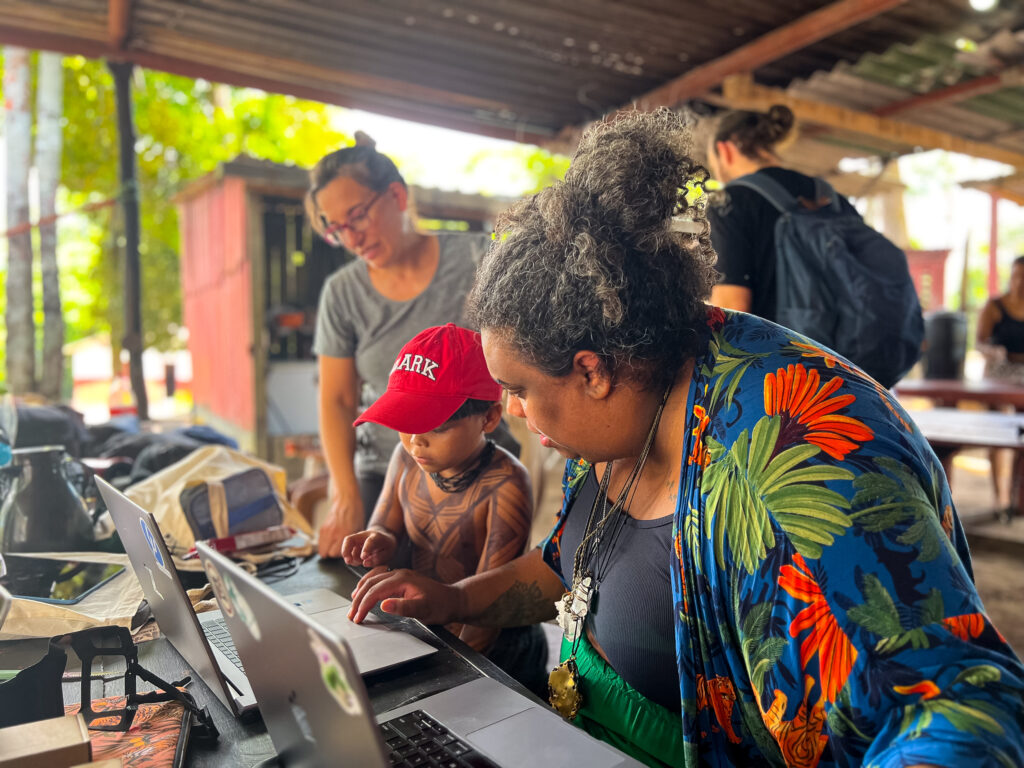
[541,308,1024,768]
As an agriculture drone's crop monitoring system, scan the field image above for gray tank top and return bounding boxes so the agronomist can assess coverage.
[559,468,679,712]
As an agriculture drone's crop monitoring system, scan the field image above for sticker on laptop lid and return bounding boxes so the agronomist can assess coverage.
[308,628,361,715]
[139,516,172,579]
[202,561,234,618]
[201,561,261,641]
[223,572,261,641]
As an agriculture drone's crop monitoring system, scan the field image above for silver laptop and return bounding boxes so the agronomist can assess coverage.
[197,541,643,768]
[97,477,436,717]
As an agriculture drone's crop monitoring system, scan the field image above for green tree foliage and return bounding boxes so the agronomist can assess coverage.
[0,50,568,383]
[56,58,349,356]
[459,143,570,196]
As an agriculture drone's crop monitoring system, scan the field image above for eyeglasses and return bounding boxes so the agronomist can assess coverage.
[320,190,384,247]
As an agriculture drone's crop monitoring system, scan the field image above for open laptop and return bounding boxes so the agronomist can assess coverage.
[97,477,436,717]
[197,541,644,768]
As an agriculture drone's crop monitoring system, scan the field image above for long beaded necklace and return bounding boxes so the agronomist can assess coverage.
[548,384,673,720]
[430,439,496,493]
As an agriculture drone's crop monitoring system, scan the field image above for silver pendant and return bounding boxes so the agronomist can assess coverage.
[555,575,593,643]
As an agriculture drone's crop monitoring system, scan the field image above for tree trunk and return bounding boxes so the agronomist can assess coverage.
[37,53,65,401]
[109,60,149,420]
[3,47,36,395]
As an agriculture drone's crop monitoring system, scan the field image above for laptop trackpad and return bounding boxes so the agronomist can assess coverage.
[468,708,627,767]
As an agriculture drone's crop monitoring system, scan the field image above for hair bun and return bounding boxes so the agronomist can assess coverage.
[766,105,794,141]
[353,130,377,149]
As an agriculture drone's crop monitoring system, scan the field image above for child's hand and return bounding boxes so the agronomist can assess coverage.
[341,529,397,568]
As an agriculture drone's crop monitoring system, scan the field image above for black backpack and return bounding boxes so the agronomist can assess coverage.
[728,172,924,389]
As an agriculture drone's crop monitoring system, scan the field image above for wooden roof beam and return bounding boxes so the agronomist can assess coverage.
[872,67,1024,117]
[0,21,552,145]
[547,0,911,152]
[632,0,911,112]
[108,0,133,53]
[721,73,1024,169]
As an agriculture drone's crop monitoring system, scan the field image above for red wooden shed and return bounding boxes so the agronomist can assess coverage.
[177,156,511,469]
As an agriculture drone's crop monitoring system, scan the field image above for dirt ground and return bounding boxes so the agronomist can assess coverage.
[971,548,1024,655]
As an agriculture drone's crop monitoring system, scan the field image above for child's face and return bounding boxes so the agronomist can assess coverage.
[399,410,495,476]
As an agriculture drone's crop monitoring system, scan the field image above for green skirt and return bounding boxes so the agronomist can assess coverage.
[560,632,686,768]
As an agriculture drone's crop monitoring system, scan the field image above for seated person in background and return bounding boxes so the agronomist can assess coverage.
[341,324,547,694]
[976,254,1024,506]
[977,254,1024,383]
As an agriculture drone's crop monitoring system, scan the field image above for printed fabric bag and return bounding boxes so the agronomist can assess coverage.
[121,445,313,571]
[179,467,283,542]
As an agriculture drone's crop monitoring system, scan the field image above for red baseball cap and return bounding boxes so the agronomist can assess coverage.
[353,324,502,434]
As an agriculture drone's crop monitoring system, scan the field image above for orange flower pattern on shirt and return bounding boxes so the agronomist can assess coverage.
[893,680,942,701]
[941,505,954,540]
[764,364,874,460]
[707,305,726,330]
[790,341,846,372]
[944,613,986,642]
[789,341,914,433]
[779,553,857,703]
[760,676,829,768]
[689,404,711,466]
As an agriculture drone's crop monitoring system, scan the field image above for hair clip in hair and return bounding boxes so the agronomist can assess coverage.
[669,216,703,234]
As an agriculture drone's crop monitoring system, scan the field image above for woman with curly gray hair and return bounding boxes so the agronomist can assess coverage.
[349,111,1024,767]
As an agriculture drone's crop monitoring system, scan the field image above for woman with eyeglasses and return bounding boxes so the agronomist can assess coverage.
[306,133,488,558]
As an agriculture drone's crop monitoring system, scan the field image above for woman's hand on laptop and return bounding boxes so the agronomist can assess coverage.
[318,493,366,559]
[341,528,397,568]
[348,567,459,626]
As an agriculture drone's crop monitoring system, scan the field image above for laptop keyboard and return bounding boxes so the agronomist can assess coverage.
[202,617,245,673]
[379,711,498,768]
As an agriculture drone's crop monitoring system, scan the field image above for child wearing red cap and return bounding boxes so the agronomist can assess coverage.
[340,324,546,693]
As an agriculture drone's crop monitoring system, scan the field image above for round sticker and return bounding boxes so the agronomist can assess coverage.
[308,628,361,715]
[223,573,261,641]
[139,517,169,576]
[203,562,235,618]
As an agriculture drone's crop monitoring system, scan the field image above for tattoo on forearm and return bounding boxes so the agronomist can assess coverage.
[476,580,557,627]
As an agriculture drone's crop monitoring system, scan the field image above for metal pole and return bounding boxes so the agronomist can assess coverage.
[109,60,149,420]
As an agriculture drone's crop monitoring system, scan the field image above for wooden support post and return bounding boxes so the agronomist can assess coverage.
[109,60,149,421]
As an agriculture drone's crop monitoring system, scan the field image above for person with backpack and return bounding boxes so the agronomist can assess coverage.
[705,105,923,389]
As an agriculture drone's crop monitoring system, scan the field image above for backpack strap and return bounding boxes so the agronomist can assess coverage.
[726,171,800,213]
[728,172,842,214]
[813,177,842,213]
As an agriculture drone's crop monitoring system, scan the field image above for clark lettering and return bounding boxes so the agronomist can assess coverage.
[392,353,440,381]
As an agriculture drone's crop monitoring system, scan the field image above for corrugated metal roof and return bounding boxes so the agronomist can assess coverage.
[0,0,1009,143]
[771,22,1024,164]
[3,0,1024,173]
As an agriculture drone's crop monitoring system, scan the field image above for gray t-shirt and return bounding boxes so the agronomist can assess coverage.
[313,233,488,476]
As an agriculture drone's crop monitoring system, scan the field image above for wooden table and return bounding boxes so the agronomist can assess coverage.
[895,379,1024,410]
[0,557,538,767]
